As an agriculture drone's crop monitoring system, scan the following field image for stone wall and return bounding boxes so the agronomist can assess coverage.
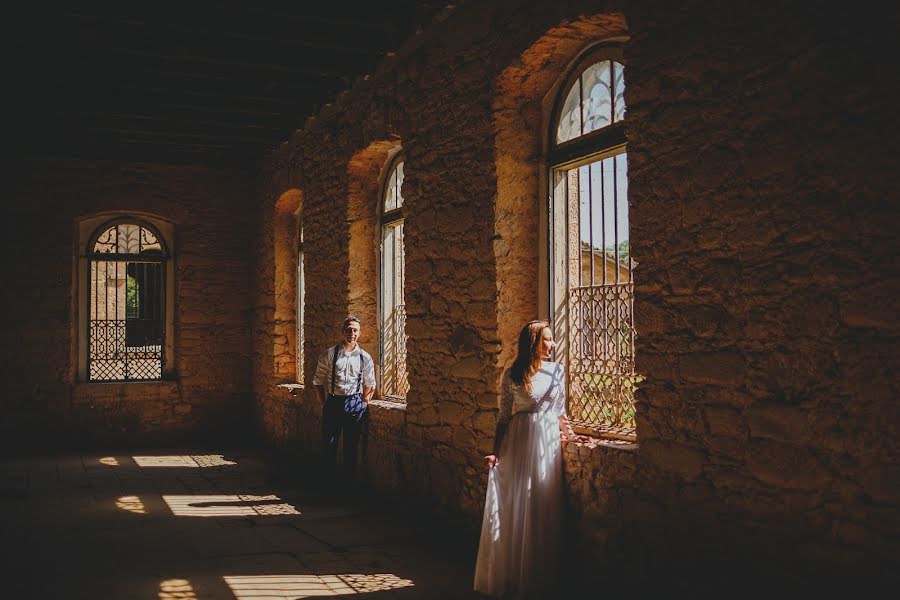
[1,157,254,450]
[251,0,897,591]
[624,1,899,587]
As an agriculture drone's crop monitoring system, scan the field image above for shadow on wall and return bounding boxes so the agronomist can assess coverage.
[564,497,896,597]
[2,390,254,454]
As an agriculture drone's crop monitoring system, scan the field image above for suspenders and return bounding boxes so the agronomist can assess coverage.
[329,344,365,396]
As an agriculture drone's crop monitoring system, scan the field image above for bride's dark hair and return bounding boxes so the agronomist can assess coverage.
[509,320,550,393]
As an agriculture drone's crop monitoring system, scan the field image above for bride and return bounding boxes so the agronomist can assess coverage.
[474,320,583,599]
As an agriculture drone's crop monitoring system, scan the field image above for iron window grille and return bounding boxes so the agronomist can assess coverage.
[549,43,639,439]
[86,219,167,381]
[379,154,409,401]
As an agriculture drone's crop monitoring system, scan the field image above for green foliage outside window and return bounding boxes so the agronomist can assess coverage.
[126,275,139,318]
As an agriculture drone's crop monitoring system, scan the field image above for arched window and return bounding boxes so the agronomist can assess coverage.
[548,43,638,438]
[379,155,409,400]
[87,219,168,381]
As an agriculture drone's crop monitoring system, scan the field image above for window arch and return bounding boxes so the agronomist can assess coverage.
[555,55,626,145]
[379,154,409,400]
[86,219,169,381]
[548,43,638,438]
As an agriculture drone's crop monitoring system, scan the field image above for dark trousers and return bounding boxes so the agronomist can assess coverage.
[322,393,367,481]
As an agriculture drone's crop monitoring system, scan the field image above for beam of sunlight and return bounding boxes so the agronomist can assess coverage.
[116,495,146,514]
[158,578,198,599]
[99,456,120,466]
[224,574,415,599]
[132,454,237,468]
[162,495,300,517]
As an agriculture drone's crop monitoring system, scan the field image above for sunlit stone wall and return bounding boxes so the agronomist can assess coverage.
[250,0,897,591]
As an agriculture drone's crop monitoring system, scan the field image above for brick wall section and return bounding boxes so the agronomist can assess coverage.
[2,157,254,449]
[250,0,897,588]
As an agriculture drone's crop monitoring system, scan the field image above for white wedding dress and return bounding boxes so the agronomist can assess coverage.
[474,361,566,599]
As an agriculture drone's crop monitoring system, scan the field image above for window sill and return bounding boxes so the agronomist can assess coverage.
[75,379,178,387]
[369,398,407,411]
[567,436,638,452]
[572,423,637,445]
[276,383,305,396]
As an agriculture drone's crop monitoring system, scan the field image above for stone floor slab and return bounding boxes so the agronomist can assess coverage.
[0,449,482,600]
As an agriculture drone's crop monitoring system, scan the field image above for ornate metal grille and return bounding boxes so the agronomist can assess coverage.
[87,221,166,381]
[380,157,408,401]
[566,283,636,434]
[381,304,409,398]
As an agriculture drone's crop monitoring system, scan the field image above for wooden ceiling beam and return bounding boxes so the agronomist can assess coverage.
[11,83,321,119]
[19,58,345,97]
[15,39,365,82]
[5,0,444,166]
[29,8,401,57]
[30,1,409,36]
[27,140,256,168]
[82,127,274,146]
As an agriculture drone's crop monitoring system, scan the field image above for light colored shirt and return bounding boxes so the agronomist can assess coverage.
[312,345,376,396]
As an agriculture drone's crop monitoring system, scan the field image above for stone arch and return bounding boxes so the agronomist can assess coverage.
[492,13,629,370]
[346,139,402,369]
[274,188,302,382]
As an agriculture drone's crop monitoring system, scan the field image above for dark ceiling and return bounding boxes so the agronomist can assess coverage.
[7,1,443,168]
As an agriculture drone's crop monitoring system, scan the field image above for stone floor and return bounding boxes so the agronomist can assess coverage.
[0,450,483,599]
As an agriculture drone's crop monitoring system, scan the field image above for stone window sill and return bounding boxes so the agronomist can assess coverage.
[568,436,638,452]
[75,379,179,387]
[276,383,305,396]
[573,424,637,446]
[369,398,407,411]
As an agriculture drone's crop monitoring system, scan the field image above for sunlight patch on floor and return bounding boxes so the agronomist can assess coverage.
[132,455,237,468]
[162,494,300,517]
[223,574,415,599]
[158,578,198,599]
[116,495,146,514]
